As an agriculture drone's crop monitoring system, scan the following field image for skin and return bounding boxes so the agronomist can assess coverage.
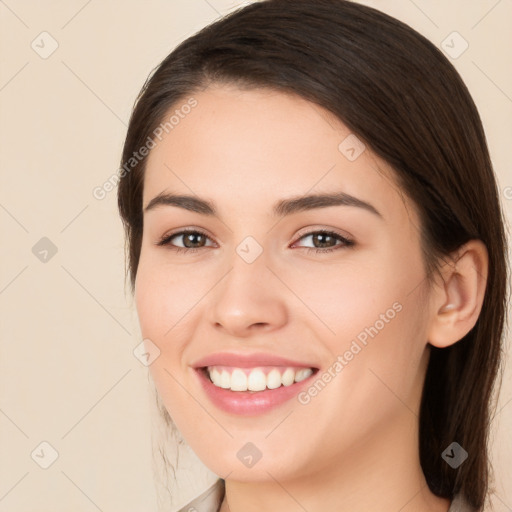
[135,84,488,512]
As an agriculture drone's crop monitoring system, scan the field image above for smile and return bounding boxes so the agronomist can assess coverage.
[205,365,314,392]
[194,365,319,416]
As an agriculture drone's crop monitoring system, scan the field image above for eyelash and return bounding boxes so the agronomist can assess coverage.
[156,228,355,254]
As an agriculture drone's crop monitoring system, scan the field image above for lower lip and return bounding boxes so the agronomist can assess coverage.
[194,368,317,416]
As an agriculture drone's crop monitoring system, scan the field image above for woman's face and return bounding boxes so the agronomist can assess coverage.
[135,84,435,482]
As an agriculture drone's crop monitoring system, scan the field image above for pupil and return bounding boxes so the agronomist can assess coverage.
[315,233,333,248]
[185,233,203,248]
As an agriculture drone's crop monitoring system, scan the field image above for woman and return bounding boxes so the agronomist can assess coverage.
[117,1,508,510]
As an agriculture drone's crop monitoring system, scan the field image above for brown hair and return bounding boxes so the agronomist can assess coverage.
[117,0,509,508]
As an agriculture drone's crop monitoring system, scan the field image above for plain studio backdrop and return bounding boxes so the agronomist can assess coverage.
[0,1,511,511]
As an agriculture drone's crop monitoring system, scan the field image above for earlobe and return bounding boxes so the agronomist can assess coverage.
[427,240,488,349]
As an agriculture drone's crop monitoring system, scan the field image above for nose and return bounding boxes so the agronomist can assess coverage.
[207,249,288,338]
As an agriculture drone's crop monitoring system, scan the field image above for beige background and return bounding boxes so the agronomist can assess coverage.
[0,1,510,511]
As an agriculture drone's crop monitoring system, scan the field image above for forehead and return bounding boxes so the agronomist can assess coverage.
[142,84,415,225]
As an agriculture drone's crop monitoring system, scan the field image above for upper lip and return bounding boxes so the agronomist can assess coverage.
[191,352,318,369]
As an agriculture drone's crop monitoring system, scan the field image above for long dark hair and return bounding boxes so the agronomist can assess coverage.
[117,1,509,508]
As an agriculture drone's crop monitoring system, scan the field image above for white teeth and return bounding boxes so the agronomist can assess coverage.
[247,369,267,391]
[231,369,248,391]
[281,368,295,386]
[209,368,232,389]
[266,368,282,389]
[294,368,313,383]
[220,370,231,389]
[210,367,221,387]
[206,366,314,392]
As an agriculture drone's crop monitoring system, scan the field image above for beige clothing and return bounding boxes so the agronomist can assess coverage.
[176,478,476,511]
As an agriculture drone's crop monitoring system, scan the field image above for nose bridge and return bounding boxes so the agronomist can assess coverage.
[219,228,270,286]
[207,238,288,335]
[217,239,271,307]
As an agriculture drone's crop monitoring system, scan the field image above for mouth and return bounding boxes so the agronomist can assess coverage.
[199,365,317,392]
[194,364,319,416]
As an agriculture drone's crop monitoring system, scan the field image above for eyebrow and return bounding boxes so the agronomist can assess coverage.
[143,191,383,219]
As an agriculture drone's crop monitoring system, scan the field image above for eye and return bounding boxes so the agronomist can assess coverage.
[292,229,354,254]
[156,229,215,253]
[156,228,354,255]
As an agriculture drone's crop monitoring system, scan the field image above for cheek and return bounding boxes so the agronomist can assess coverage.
[134,263,198,420]
[134,256,204,340]
[280,253,421,341]
[283,246,429,391]
[294,288,429,464]
[134,268,167,339]
[322,265,430,422]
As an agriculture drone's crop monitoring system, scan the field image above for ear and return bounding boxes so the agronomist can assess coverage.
[427,240,488,348]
